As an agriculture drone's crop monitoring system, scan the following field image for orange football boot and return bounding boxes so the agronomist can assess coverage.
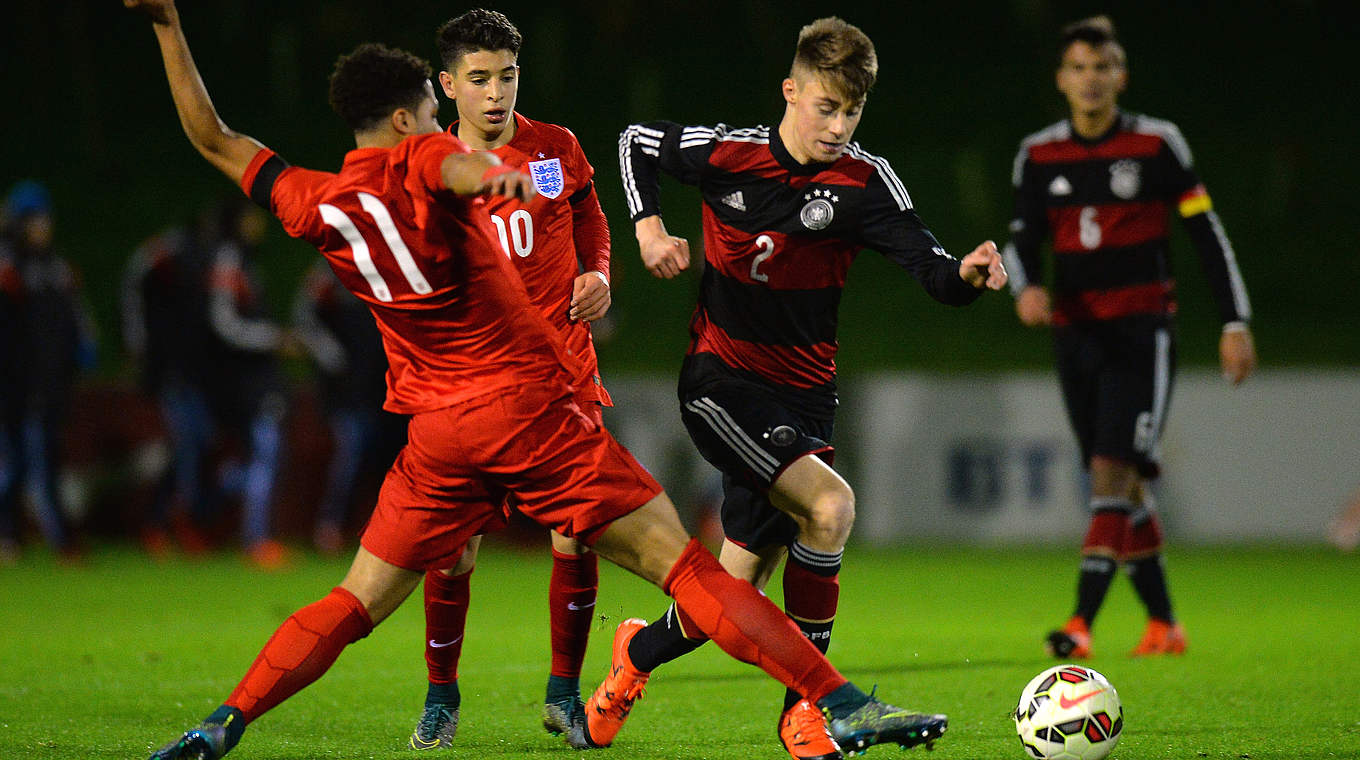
[779,699,843,760]
[1129,618,1186,657]
[584,618,650,747]
[1045,616,1092,659]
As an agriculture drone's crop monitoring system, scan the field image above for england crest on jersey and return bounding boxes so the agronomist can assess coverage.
[528,158,564,199]
[1109,160,1141,199]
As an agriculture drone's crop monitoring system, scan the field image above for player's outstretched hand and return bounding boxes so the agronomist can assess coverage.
[124,0,176,25]
[1220,325,1257,386]
[570,271,611,322]
[481,166,536,203]
[1015,285,1052,327]
[959,240,1007,290]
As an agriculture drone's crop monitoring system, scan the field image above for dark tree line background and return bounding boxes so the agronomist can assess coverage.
[4,0,1353,378]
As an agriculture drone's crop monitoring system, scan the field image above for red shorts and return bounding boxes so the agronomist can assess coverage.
[360,384,661,571]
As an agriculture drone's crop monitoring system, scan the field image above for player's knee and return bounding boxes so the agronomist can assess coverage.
[1089,455,1138,497]
[804,487,855,546]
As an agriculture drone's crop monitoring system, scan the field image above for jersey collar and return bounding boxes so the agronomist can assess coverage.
[769,126,838,176]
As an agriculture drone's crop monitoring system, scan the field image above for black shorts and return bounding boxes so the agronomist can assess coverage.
[679,381,834,550]
[1054,317,1176,478]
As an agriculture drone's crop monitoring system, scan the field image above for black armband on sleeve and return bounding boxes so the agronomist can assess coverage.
[567,180,594,206]
[248,153,290,211]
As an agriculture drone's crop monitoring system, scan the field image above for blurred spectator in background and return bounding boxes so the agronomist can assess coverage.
[0,179,97,563]
[201,198,295,570]
[292,259,400,555]
[121,208,219,558]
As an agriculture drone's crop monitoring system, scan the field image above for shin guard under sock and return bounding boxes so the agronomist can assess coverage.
[782,541,841,710]
[547,549,597,680]
[424,568,472,684]
[662,539,846,704]
[225,586,373,722]
[1074,501,1130,625]
[1125,509,1173,621]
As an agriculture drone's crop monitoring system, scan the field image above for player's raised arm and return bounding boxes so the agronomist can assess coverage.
[128,0,267,186]
[440,151,535,202]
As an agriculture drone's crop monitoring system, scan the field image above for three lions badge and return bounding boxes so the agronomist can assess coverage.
[528,158,564,199]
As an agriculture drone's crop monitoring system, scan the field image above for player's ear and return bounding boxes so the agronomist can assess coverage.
[391,107,415,136]
[438,70,456,99]
[781,77,798,105]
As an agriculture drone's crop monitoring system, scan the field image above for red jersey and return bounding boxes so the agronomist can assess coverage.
[239,132,578,414]
[452,113,612,406]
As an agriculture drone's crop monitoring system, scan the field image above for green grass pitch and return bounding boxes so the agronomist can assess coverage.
[2,542,1357,759]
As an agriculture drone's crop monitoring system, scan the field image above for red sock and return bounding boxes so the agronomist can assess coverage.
[548,549,597,679]
[662,539,847,704]
[1124,511,1165,557]
[783,559,839,647]
[225,586,372,722]
[424,568,472,684]
[1082,508,1129,555]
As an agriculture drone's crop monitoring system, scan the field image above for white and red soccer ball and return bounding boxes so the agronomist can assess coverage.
[1014,664,1123,760]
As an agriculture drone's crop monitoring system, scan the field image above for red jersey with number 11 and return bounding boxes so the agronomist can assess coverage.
[239,132,578,414]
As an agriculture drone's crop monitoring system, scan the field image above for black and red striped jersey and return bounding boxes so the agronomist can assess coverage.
[620,121,979,414]
[1002,111,1251,327]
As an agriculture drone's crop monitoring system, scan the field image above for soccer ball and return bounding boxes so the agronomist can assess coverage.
[1013,664,1123,760]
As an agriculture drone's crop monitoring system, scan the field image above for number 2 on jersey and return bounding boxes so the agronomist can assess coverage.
[750,234,775,282]
[320,193,432,302]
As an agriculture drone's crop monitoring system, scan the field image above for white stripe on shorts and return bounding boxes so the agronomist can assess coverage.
[685,396,779,479]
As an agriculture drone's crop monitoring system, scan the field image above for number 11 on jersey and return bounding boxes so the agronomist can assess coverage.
[320,192,432,302]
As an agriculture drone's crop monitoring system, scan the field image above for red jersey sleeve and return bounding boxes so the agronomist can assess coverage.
[563,133,611,277]
[404,133,467,195]
[239,147,330,241]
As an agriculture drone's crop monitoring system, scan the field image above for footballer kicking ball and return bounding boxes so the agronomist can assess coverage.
[1014,664,1123,760]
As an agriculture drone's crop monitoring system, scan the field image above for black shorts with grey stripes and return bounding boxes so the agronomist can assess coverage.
[679,380,834,549]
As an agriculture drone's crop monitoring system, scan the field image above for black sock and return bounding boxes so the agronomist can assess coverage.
[1073,555,1118,625]
[816,682,870,719]
[205,705,246,753]
[545,674,579,704]
[626,604,704,673]
[424,679,460,708]
[1127,554,1174,622]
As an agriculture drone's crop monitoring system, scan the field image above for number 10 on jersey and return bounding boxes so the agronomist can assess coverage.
[490,210,534,259]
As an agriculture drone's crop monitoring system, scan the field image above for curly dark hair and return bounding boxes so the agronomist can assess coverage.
[790,17,877,103]
[436,9,522,72]
[327,43,432,133]
[1059,15,1125,65]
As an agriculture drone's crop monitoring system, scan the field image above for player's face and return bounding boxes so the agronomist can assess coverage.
[781,73,864,164]
[412,80,442,134]
[441,49,520,141]
[1056,41,1126,118]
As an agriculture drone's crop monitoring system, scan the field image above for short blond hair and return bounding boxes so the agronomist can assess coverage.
[790,17,877,102]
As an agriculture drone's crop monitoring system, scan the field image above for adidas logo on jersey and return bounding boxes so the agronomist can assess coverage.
[720,190,746,211]
[1048,175,1073,196]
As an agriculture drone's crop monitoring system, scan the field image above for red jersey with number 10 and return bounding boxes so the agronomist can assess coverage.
[454,114,611,406]
[239,132,578,414]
